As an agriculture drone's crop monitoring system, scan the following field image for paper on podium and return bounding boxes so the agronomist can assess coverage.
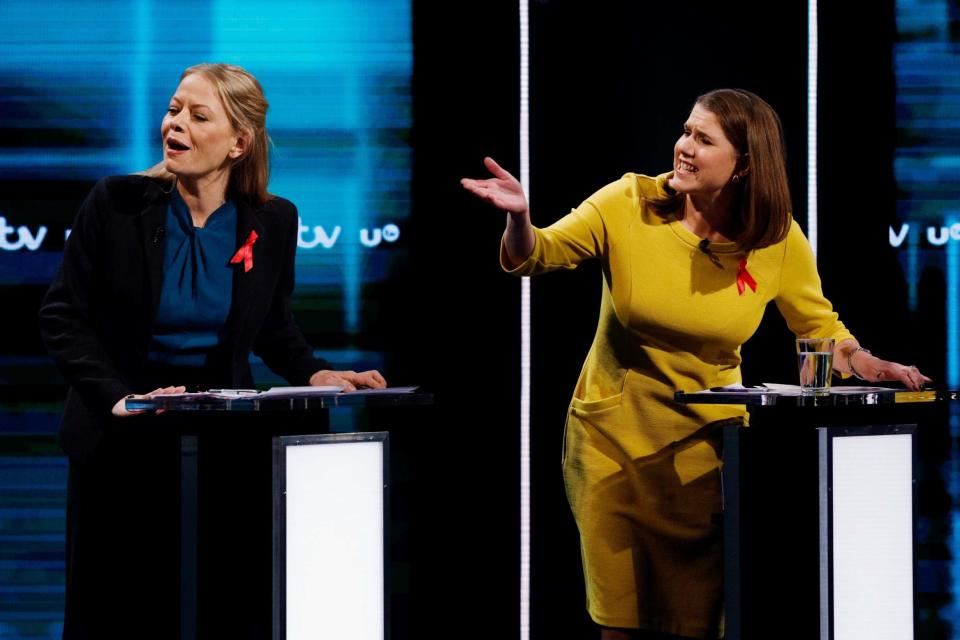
[759,383,892,394]
[760,382,803,392]
[127,385,422,412]
[344,385,419,394]
[257,385,419,398]
[259,385,419,397]
[826,385,895,393]
[140,386,419,402]
[706,384,775,392]
[136,388,342,402]
[257,386,344,396]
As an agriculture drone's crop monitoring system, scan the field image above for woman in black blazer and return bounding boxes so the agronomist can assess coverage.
[39,63,384,639]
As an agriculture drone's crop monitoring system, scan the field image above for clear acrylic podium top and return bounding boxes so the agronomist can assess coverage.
[675,385,957,407]
[125,386,432,412]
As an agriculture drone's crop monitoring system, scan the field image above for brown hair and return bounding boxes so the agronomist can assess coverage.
[140,63,273,205]
[649,89,792,251]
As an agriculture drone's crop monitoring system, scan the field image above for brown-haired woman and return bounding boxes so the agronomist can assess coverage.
[40,63,385,639]
[462,88,929,639]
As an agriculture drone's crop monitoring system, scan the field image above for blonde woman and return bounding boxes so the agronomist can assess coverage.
[40,64,385,638]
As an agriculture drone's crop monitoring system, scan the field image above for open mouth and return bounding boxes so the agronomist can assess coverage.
[678,160,698,173]
[167,138,190,151]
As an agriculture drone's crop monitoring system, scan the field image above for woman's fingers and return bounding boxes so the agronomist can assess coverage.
[310,369,387,392]
[337,370,387,390]
[336,378,358,392]
[901,365,932,391]
[460,177,493,198]
[150,386,185,413]
[309,370,357,391]
[882,362,932,391]
[112,395,144,417]
[147,386,187,395]
[355,370,387,389]
[462,158,523,201]
[111,386,187,417]
[483,156,515,181]
[461,180,528,215]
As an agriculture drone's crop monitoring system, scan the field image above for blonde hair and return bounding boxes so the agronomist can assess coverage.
[140,63,273,204]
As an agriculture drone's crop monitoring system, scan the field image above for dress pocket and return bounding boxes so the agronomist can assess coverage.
[564,393,625,477]
[570,392,624,415]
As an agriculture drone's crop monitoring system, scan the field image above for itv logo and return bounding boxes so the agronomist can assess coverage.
[889,222,960,248]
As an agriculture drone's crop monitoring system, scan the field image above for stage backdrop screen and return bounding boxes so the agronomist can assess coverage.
[894,0,959,389]
[894,0,960,635]
[0,0,411,385]
[0,1,410,638]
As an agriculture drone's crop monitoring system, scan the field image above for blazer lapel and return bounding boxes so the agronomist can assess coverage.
[138,180,173,319]
[227,198,267,340]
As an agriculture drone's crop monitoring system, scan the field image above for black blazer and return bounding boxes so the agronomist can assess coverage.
[39,175,329,457]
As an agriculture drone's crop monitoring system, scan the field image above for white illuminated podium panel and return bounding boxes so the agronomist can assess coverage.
[273,432,388,640]
[671,387,952,639]
[820,427,915,640]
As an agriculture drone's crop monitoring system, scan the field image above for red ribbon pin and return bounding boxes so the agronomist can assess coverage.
[230,230,258,273]
[737,257,757,295]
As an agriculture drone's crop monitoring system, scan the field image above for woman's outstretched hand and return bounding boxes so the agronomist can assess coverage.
[310,370,387,392]
[460,157,529,216]
[461,157,536,267]
[112,386,187,417]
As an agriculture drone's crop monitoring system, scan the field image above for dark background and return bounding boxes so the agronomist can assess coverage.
[400,0,941,638]
[3,0,950,638]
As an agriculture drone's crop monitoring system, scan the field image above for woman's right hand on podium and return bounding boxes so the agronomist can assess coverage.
[111,386,186,417]
[309,369,387,392]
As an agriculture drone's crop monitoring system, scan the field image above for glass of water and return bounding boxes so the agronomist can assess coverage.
[796,337,835,395]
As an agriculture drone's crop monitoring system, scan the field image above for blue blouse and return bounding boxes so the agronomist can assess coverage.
[149,190,237,367]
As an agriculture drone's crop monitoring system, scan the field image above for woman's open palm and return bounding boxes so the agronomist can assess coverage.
[461,157,528,215]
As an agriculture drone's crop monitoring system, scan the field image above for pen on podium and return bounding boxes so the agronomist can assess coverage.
[207,388,259,395]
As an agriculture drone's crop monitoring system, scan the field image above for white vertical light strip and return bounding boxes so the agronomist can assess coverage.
[808,0,819,257]
[518,1,531,639]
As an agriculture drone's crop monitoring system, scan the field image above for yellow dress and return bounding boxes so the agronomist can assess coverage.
[504,173,854,638]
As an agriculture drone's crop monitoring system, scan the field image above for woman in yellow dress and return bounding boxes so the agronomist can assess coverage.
[461,88,930,639]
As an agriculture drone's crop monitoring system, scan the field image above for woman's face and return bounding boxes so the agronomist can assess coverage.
[668,103,742,197]
[161,73,245,182]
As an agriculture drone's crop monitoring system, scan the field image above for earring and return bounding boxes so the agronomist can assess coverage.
[732,174,740,184]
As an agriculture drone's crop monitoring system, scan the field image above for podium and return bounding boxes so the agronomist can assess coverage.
[128,389,432,640]
[675,387,958,640]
